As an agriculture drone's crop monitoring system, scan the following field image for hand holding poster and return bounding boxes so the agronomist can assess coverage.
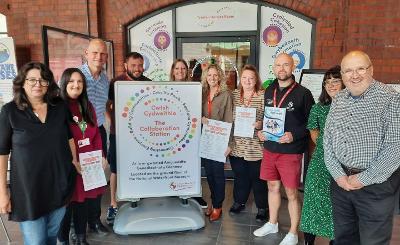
[233,107,256,138]
[199,119,232,163]
[263,107,286,142]
[79,150,107,191]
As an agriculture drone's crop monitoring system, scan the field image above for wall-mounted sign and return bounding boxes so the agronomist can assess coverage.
[129,11,174,81]
[299,69,326,102]
[259,6,313,83]
[176,2,257,32]
[0,37,17,110]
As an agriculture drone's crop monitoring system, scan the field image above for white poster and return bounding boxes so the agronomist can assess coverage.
[115,82,202,199]
[233,107,256,138]
[0,37,17,110]
[79,150,107,191]
[300,72,325,102]
[129,11,173,82]
[199,119,232,163]
[176,2,257,32]
[259,7,313,84]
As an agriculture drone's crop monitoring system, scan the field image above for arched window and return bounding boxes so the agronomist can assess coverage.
[0,14,7,37]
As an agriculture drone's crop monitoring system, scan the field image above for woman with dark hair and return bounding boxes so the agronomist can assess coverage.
[58,68,106,244]
[170,59,189,81]
[228,65,268,222]
[0,62,76,245]
[300,65,344,245]
[201,64,233,221]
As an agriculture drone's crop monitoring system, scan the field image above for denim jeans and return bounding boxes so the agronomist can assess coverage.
[19,206,66,245]
[202,158,225,208]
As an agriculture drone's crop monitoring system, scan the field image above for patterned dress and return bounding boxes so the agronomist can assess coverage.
[300,103,334,239]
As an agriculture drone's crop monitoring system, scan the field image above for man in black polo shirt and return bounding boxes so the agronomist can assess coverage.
[254,53,314,245]
[105,52,151,225]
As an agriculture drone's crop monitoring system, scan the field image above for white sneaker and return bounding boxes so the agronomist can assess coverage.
[253,222,279,237]
[279,232,298,245]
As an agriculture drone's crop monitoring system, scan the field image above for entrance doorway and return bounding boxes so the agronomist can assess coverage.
[177,36,257,90]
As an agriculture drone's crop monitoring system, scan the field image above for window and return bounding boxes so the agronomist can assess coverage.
[0,14,7,37]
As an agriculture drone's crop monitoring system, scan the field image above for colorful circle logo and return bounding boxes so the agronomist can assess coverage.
[122,85,198,157]
[263,26,282,47]
[154,31,171,50]
[0,43,10,63]
[289,50,306,70]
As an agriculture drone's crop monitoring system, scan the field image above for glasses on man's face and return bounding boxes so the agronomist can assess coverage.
[25,78,49,87]
[341,65,371,77]
[324,78,342,87]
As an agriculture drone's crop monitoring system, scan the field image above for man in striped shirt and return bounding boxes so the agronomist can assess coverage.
[80,38,110,236]
[324,51,400,245]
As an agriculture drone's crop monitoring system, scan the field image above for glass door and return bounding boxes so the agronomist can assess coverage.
[177,36,256,90]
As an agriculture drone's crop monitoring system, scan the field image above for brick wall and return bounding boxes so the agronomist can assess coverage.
[1,0,400,83]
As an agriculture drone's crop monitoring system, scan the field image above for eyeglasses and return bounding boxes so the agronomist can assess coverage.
[341,65,371,77]
[25,78,49,87]
[324,78,342,87]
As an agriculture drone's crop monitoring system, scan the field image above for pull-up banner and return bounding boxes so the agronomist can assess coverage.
[0,37,17,110]
[115,82,202,199]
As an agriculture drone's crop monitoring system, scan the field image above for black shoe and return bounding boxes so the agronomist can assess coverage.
[255,208,268,222]
[229,203,245,214]
[193,197,208,208]
[88,222,108,236]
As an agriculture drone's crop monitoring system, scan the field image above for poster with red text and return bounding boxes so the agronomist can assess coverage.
[115,82,202,199]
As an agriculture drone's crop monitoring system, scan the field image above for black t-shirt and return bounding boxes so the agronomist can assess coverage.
[0,100,76,221]
[263,80,315,154]
[108,74,151,101]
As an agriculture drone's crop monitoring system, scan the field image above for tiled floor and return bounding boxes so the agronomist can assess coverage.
[0,180,399,245]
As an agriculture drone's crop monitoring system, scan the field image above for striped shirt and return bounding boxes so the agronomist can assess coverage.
[230,89,265,161]
[80,63,109,127]
[324,80,400,186]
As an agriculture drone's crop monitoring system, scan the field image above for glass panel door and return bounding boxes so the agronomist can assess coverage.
[177,36,256,90]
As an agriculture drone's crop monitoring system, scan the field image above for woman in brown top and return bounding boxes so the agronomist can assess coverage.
[229,65,268,222]
[201,64,233,221]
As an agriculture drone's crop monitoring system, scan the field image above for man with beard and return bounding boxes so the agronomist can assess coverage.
[105,52,151,225]
[253,53,314,245]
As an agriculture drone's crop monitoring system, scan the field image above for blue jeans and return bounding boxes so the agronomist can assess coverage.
[19,206,66,245]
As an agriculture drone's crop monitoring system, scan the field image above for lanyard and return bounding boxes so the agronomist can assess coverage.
[240,91,255,107]
[207,87,220,117]
[74,104,87,138]
[273,82,296,108]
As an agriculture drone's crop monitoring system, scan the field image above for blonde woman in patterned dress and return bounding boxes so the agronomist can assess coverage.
[300,65,344,245]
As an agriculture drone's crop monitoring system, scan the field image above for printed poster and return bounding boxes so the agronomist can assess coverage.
[115,82,202,199]
[233,107,256,138]
[259,6,313,83]
[79,150,107,191]
[263,107,286,142]
[0,37,17,111]
[199,119,232,163]
[129,11,173,81]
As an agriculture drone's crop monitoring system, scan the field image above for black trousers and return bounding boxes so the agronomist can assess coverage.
[87,125,107,225]
[331,168,400,245]
[202,158,225,208]
[58,201,89,241]
[229,156,267,209]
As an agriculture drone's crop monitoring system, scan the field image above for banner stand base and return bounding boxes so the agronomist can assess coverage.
[113,197,205,235]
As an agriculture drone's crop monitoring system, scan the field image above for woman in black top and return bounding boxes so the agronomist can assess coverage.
[0,62,76,245]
